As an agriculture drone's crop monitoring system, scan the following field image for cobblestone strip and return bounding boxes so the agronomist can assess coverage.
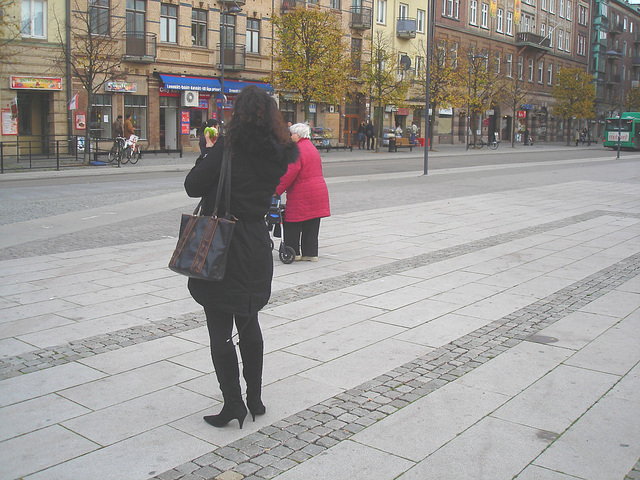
[1,209,638,381]
[151,252,640,480]
[625,459,640,480]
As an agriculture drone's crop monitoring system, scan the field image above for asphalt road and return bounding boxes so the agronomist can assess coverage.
[0,146,637,260]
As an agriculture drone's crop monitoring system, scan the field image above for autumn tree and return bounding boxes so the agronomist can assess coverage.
[0,0,30,63]
[625,85,640,112]
[413,39,459,150]
[552,67,595,145]
[273,7,352,123]
[54,0,126,163]
[503,75,532,147]
[361,31,410,151]
[458,48,507,146]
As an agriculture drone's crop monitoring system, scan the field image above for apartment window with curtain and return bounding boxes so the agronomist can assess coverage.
[481,3,488,28]
[566,1,571,20]
[506,53,513,77]
[417,9,425,32]
[547,62,553,84]
[541,23,545,38]
[578,5,587,25]
[444,0,459,18]
[577,34,585,55]
[559,0,564,17]
[399,3,408,19]
[90,0,110,35]
[161,4,177,43]
[506,12,513,35]
[549,27,554,47]
[496,9,503,32]
[246,18,259,53]
[565,33,570,52]
[538,60,543,83]
[549,0,554,13]
[377,0,386,24]
[518,55,523,79]
[528,58,534,81]
[192,8,207,47]
[21,0,47,38]
[470,0,477,25]
[558,30,563,50]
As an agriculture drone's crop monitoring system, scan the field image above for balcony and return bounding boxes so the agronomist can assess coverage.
[606,74,621,85]
[516,32,551,51]
[123,33,156,63]
[281,0,306,13]
[609,21,623,35]
[350,7,372,29]
[396,18,417,39]
[217,0,245,5]
[635,32,640,44]
[633,57,640,67]
[217,43,246,71]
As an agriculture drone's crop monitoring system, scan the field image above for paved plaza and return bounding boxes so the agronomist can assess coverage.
[0,146,639,480]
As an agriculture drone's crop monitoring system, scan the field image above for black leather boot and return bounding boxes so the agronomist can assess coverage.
[204,350,247,429]
[239,340,266,420]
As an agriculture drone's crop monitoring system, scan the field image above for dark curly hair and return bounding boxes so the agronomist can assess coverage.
[227,85,290,146]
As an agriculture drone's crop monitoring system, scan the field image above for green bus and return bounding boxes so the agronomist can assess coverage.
[603,112,640,150]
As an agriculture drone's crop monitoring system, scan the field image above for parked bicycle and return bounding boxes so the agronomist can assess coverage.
[468,136,500,150]
[107,137,126,164]
[108,135,141,164]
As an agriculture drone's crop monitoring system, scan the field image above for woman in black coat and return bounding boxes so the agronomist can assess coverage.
[185,85,298,429]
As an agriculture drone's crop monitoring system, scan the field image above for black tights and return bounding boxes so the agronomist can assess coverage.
[203,305,263,356]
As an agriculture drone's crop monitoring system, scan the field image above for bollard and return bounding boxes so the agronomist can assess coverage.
[56,140,60,171]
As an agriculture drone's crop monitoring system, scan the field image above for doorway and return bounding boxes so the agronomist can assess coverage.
[160,97,178,150]
[344,115,359,146]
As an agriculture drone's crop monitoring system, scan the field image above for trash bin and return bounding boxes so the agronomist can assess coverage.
[388,137,397,152]
[417,138,425,147]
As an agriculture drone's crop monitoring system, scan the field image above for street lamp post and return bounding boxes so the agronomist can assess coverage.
[606,50,623,160]
[423,0,435,175]
[219,0,242,135]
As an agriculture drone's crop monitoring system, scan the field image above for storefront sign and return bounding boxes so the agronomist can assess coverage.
[1,109,18,135]
[517,110,526,119]
[105,81,137,93]
[10,76,63,90]
[181,110,190,135]
[397,108,410,116]
[75,112,87,130]
[309,103,316,113]
[159,86,180,97]
[439,107,453,115]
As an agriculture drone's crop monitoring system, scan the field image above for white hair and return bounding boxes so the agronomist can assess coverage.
[289,123,310,139]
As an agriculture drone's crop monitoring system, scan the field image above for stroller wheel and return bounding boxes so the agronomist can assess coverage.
[280,246,296,264]
[270,238,274,250]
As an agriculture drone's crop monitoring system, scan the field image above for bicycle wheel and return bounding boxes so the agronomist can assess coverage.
[120,147,131,164]
[475,139,484,149]
[129,146,140,164]
[107,146,117,163]
[489,140,499,150]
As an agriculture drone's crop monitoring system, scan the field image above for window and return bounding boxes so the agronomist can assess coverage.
[541,0,546,11]
[565,32,570,52]
[444,0,459,18]
[601,2,607,16]
[547,62,553,84]
[624,17,628,31]
[451,42,458,68]
[496,8,503,32]
[566,1,571,21]
[518,55,523,79]
[481,3,488,28]
[417,9,425,32]
[91,94,112,139]
[523,16,530,33]
[246,18,259,53]
[90,0,109,35]
[506,53,513,77]
[559,0,564,17]
[192,8,207,47]
[221,13,236,47]
[470,0,477,25]
[377,0,386,24]
[330,0,340,9]
[399,3,408,19]
[538,60,544,83]
[540,23,545,38]
[578,5,587,25]
[549,27,554,47]
[577,34,586,55]
[506,12,513,35]
[495,52,501,73]
[558,30,563,50]
[528,58,534,81]
[351,37,362,73]
[160,4,177,43]
[21,0,46,38]
[623,40,627,55]
[549,0,554,14]
[124,95,148,140]
[127,0,146,36]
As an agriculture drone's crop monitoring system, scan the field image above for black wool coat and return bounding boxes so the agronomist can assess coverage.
[184,131,299,316]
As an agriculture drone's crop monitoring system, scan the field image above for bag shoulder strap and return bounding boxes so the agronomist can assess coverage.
[212,139,232,217]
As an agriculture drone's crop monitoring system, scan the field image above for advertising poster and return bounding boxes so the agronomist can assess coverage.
[75,112,87,130]
[181,110,190,135]
[2,109,18,135]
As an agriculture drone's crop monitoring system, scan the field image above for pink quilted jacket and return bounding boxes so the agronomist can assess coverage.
[276,138,330,222]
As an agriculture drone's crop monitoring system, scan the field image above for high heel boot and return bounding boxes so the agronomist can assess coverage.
[204,350,247,429]
[239,340,266,421]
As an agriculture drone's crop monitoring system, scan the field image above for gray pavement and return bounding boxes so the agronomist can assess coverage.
[0,144,639,480]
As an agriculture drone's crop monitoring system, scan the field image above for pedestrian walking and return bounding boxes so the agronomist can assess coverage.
[184,85,299,429]
[410,121,418,145]
[123,113,135,139]
[357,122,366,149]
[365,120,375,150]
[276,123,330,262]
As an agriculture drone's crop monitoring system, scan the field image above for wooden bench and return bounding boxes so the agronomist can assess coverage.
[389,137,414,152]
[318,144,353,152]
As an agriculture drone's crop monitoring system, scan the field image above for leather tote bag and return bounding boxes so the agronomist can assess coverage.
[169,145,235,281]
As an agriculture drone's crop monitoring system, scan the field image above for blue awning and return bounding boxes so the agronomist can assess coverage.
[222,80,274,94]
[159,74,221,92]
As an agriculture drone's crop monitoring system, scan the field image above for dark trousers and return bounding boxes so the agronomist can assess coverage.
[366,136,374,150]
[283,217,321,257]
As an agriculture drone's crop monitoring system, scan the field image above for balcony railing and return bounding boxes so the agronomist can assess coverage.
[281,0,306,12]
[123,32,156,62]
[609,21,623,34]
[396,18,417,39]
[350,7,372,29]
[217,0,245,5]
[633,57,640,67]
[516,32,551,50]
[217,43,246,71]
[606,74,621,85]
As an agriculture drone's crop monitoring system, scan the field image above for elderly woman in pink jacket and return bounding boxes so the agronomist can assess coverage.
[276,123,330,262]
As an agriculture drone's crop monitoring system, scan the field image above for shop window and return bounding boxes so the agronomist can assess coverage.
[91,94,112,139]
[280,100,296,125]
[189,109,205,137]
[161,3,177,43]
[192,8,207,47]
[21,0,47,38]
[90,0,110,35]
[124,95,148,139]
